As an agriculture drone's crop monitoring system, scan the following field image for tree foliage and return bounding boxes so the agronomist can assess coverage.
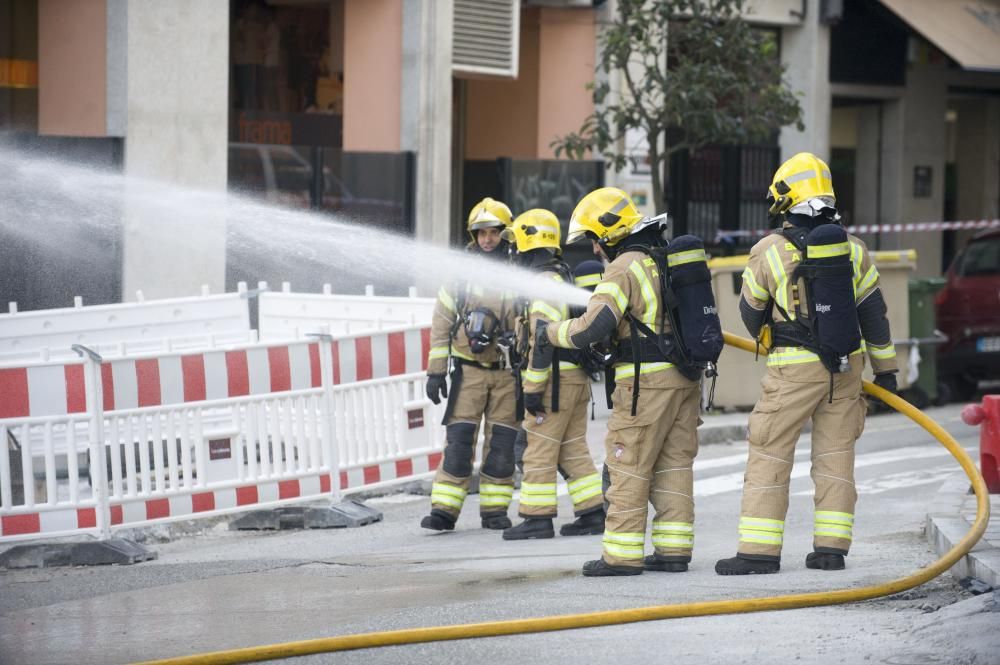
[553,0,804,213]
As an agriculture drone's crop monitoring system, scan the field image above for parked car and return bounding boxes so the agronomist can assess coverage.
[935,228,1000,401]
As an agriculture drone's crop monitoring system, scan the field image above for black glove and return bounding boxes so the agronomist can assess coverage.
[523,391,546,417]
[531,320,554,370]
[873,372,897,395]
[426,374,448,405]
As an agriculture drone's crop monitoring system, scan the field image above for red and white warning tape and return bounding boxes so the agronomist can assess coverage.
[714,219,1000,241]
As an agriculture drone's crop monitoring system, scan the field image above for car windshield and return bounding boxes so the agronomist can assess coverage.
[958,238,1000,277]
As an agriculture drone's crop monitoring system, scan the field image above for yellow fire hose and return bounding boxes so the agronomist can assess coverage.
[138,331,990,665]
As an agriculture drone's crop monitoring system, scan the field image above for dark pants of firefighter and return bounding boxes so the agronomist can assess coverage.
[430,365,519,519]
[736,360,866,559]
[601,381,701,568]
[518,381,602,519]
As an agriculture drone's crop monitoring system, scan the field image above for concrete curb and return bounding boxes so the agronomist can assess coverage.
[925,473,1000,588]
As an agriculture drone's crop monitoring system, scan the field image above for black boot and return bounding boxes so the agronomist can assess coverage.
[806,551,845,570]
[715,554,780,575]
[503,518,554,541]
[420,509,456,532]
[644,554,689,572]
[559,509,605,536]
[481,513,513,530]
[582,558,643,577]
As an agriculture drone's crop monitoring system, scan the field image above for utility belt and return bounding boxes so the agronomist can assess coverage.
[453,357,504,371]
[606,332,701,416]
[769,321,817,350]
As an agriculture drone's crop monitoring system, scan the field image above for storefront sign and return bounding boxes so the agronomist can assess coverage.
[234,111,342,147]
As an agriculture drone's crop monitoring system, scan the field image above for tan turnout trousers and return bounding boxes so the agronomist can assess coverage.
[602,381,701,567]
[738,360,866,557]
[518,377,602,519]
[430,365,519,519]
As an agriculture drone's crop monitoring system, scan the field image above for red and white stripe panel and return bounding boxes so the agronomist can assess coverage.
[99,342,323,411]
[331,328,430,385]
[0,363,87,419]
[339,451,442,490]
[0,474,334,538]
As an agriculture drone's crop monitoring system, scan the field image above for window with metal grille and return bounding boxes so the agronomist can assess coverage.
[453,0,520,78]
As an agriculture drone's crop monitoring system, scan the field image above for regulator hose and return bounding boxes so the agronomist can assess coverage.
[137,331,989,665]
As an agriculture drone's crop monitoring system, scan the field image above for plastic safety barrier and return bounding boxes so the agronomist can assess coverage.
[258,282,433,339]
[0,323,444,543]
[133,331,991,665]
[0,285,253,366]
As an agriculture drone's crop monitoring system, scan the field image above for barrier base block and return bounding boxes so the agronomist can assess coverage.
[228,501,383,531]
[0,538,157,569]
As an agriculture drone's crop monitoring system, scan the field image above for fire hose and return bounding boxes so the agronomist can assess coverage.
[137,331,990,665]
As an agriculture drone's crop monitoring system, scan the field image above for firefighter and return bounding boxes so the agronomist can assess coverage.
[715,153,898,575]
[530,188,723,576]
[421,198,520,532]
[501,209,605,541]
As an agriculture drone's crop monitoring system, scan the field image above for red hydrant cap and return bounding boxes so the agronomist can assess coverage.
[961,404,986,426]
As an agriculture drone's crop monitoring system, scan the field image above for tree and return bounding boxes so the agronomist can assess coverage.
[553,0,804,214]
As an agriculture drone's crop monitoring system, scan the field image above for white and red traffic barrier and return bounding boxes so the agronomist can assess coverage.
[0,320,444,544]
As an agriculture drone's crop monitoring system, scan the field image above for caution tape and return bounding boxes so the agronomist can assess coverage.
[715,218,999,242]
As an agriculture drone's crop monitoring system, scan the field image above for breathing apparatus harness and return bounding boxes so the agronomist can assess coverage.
[602,224,724,416]
[758,223,861,402]
[440,268,515,423]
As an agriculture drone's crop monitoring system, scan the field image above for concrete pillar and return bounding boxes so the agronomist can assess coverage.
[778,0,830,162]
[122,1,229,299]
[878,60,948,276]
[400,0,453,246]
[853,105,881,228]
[951,97,1000,252]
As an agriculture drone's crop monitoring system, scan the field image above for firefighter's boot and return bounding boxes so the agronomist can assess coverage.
[420,509,456,532]
[714,554,780,575]
[582,558,643,577]
[481,514,512,530]
[502,518,554,541]
[806,551,846,570]
[644,554,689,573]
[559,509,605,536]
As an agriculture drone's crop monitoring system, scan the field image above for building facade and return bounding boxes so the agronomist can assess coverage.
[1,0,998,308]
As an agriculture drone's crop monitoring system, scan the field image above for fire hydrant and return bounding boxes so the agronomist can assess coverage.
[961,395,1000,494]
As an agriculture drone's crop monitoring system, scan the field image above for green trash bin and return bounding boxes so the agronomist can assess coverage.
[906,278,946,406]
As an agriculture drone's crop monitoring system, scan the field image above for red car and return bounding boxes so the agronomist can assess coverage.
[935,228,1000,401]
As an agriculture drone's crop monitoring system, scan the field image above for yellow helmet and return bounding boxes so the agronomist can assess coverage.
[566,187,645,247]
[467,197,513,243]
[767,152,836,217]
[504,208,562,255]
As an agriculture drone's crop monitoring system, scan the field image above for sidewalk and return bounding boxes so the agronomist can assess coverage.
[926,473,1000,588]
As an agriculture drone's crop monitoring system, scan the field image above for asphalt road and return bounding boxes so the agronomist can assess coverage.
[2,404,997,665]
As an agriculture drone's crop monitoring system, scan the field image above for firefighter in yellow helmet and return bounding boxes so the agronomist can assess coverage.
[715,153,899,575]
[529,187,724,576]
[421,198,520,532]
[500,209,605,541]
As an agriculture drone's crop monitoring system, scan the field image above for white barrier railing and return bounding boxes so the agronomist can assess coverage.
[0,323,443,543]
[258,282,434,339]
[0,285,253,365]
